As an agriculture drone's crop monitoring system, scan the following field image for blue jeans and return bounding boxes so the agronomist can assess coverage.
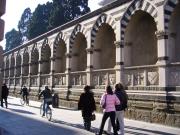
[43,98,52,115]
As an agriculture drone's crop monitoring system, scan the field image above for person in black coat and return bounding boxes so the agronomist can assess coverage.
[20,86,29,104]
[1,83,9,108]
[78,85,96,131]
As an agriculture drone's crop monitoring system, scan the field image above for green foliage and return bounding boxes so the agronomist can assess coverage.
[49,0,90,29]
[5,29,22,52]
[5,0,91,51]
[28,2,53,39]
[18,8,32,42]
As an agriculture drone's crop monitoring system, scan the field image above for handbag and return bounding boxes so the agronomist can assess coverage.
[102,95,107,109]
[91,113,96,121]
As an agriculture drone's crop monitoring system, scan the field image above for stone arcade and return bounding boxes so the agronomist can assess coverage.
[1,0,180,127]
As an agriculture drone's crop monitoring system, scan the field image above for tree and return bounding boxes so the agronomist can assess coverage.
[5,29,22,52]
[49,0,90,29]
[18,8,32,42]
[98,0,116,6]
[28,2,53,39]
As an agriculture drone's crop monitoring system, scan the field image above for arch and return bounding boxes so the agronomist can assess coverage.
[31,46,39,75]
[41,38,51,61]
[164,0,179,30]
[91,13,116,47]
[69,24,88,52]
[53,32,67,57]
[120,0,158,41]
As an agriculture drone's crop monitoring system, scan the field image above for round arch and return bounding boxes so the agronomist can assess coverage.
[120,0,158,41]
[53,32,67,73]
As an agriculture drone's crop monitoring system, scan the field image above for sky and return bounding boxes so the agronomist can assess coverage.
[0,0,101,49]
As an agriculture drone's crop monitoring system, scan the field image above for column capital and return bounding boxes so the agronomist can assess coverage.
[50,57,55,61]
[38,60,42,64]
[65,53,71,58]
[114,41,124,48]
[155,30,168,40]
[86,48,93,54]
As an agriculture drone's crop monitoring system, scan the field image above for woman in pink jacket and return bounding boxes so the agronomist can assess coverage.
[96,85,120,135]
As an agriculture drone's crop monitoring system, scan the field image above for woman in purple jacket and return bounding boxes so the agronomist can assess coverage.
[96,85,120,135]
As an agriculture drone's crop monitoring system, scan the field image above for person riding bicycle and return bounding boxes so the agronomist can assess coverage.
[38,86,52,117]
[20,86,29,104]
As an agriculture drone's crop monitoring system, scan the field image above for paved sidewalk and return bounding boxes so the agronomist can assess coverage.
[0,96,180,135]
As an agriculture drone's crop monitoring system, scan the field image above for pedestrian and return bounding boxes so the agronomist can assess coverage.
[78,85,96,131]
[107,83,128,135]
[20,86,29,104]
[96,85,120,135]
[38,86,52,116]
[1,83,9,108]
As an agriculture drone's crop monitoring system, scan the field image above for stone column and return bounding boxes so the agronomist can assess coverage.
[86,47,93,86]
[65,53,71,88]
[38,60,42,89]
[50,57,55,89]
[20,54,23,87]
[115,41,125,84]
[156,30,169,87]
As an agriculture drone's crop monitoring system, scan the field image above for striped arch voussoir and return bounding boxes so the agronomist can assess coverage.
[69,24,88,52]
[120,0,158,41]
[164,0,179,30]
[91,13,116,47]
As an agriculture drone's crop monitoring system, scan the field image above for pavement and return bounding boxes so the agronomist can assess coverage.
[0,96,180,135]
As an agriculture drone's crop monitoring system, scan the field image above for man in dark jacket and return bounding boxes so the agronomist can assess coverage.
[38,86,52,116]
[20,86,29,104]
[78,85,96,131]
[1,83,9,108]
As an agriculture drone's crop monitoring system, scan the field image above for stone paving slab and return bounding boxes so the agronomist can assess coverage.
[0,96,180,135]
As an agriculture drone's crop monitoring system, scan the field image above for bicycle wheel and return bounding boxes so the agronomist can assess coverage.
[46,106,52,121]
[20,97,25,105]
[26,98,29,106]
[40,104,43,115]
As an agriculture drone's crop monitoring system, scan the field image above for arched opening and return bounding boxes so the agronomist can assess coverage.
[124,10,157,66]
[54,40,66,73]
[41,44,51,74]
[93,24,116,69]
[71,33,87,71]
[10,56,15,77]
[31,49,39,75]
[22,52,29,76]
[16,54,21,77]
[169,3,180,62]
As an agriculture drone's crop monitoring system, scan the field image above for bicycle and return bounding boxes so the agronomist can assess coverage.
[20,95,29,106]
[40,100,52,121]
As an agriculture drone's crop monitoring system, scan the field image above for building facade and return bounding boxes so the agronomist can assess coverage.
[0,0,6,100]
[2,0,180,127]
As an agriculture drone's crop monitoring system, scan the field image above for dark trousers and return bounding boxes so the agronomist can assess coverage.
[99,111,117,135]
[83,116,91,131]
[23,94,28,104]
[1,97,8,108]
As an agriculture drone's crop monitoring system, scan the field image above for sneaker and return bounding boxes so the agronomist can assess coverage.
[42,113,45,117]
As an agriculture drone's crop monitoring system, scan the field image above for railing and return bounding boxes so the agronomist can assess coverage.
[41,74,50,86]
[53,73,66,87]
[168,62,180,86]
[30,75,38,86]
[92,68,116,88]
[124,65,159,86]
[70,71,87,86]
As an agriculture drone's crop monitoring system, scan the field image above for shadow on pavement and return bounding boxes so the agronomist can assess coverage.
[8,102,23,107]
[8,108,36,115]
[53,119,99,133]
[0,109,91,135]
[125,126,176,135]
